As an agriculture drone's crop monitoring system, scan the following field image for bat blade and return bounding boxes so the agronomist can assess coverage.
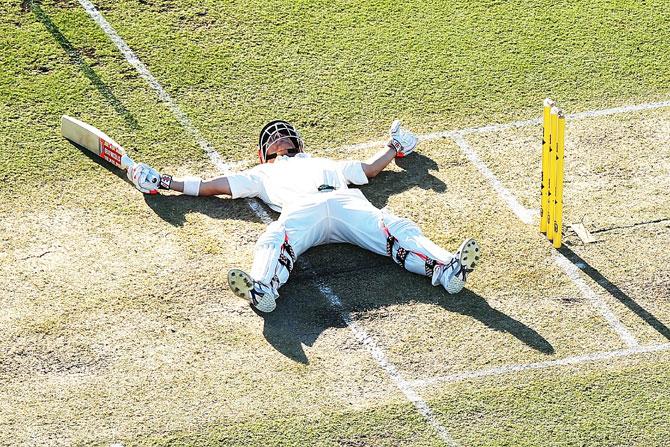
[61,115,133,169]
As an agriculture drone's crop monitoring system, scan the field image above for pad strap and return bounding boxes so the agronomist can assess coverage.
[278,234,297,273]
[382,222,442,275]
[395,247,409,268]
[386,232,397,257]
[424,258,437,277]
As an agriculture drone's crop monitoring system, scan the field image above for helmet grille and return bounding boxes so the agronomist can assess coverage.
[258,120,304,162]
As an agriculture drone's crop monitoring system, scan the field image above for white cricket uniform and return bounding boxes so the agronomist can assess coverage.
[227,153,459,297]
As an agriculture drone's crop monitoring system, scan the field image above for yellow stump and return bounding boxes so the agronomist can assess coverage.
[547,106,559,241]
[553,111,565,248]
[540,98,555,234]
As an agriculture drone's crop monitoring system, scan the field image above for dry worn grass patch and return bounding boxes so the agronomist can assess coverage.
[463,107,670,346]
[0,160,412,445]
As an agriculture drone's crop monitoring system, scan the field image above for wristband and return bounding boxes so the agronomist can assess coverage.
[183,177,202,196]
[387,139,403,157]
[160,174,173,190]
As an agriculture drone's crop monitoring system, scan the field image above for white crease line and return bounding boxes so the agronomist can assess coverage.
[451,133,636,346]
[448,118,636,347]
[452,133,536,224]
[77,0,231,174]
[567,100,670,120]
[314,279,457,446]
[553,252,638,347]
[78,2,456,444]
[180,98,670,170]
[330,99,670,153]
[411,343,670,388]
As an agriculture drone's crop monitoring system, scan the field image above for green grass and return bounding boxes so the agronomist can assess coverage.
[80,0,670,150]
[3,0,670,179]
[439,354,670,447]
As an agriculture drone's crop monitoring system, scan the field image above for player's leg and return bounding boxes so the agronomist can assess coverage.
[381,213,480,293]
[228,220,295,313]
[329,191,480,293]
[228,199,329,312]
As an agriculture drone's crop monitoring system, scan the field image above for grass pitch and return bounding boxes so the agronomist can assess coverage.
[1,0,669,445]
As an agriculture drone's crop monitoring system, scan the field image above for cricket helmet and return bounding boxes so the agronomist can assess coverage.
[258,120,304,163]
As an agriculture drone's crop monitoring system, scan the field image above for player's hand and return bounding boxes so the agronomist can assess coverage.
[388,119,418,158]
[127,162,161,194]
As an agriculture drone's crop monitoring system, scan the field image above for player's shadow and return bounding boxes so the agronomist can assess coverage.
[559,245,670,340]
[259,246,554,364]
[362,152,447,209]
[70,144,263,225]
[143,193,265,226]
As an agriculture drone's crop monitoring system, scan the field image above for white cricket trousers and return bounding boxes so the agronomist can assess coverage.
[250,189,459,296]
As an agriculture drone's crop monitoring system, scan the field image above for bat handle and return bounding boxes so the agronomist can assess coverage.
[120,154,135,170]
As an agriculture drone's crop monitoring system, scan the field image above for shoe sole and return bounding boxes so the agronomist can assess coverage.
[227,268,254,300]
[457,238,480,272]
[444,239,480,294]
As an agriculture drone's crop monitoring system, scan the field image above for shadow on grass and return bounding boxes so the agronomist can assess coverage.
[68,144,266,225]
[363,152,447,209]
[259,246,554,364]
[31,0,139,130]
[559,245,670,341]
[144,193,268,226]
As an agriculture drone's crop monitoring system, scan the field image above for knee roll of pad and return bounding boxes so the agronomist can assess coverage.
[384,216,422,240]
[254,222,286,248]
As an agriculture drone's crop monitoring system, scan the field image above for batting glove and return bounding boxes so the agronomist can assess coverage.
[388,119,418,158]
[127,162,161,194]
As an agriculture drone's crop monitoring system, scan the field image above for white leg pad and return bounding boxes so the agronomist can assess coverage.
[250,221,291,294]
[384,215,454,277]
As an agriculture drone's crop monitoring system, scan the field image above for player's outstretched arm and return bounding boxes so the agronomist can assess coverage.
[361,120,419,179]
[162,175,231,196]
[362,145,396,178]
[127,162,231,196]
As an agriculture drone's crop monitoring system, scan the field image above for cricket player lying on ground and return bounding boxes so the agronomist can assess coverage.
[128,120,480,313]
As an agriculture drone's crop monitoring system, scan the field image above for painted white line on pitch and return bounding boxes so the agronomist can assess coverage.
[411,342,669,388]
[567,100,670,121]
[450,124,635,347]
[314,279,457,446]
[452,133,536,224]
[329,98,670,153]
[553,252,638,347]
[79,3,456,444]
[188,98,670,171]
[77,0,231,174]
[451,128,636,345]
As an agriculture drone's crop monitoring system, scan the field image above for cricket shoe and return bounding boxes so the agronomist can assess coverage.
[434,238,480,294]
[388,120,418,158]
[227,269,277,313]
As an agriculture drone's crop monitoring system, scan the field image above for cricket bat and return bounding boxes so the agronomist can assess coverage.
[61,115,135,170]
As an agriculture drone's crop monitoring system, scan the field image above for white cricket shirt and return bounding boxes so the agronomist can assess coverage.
[227,153,369,212]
